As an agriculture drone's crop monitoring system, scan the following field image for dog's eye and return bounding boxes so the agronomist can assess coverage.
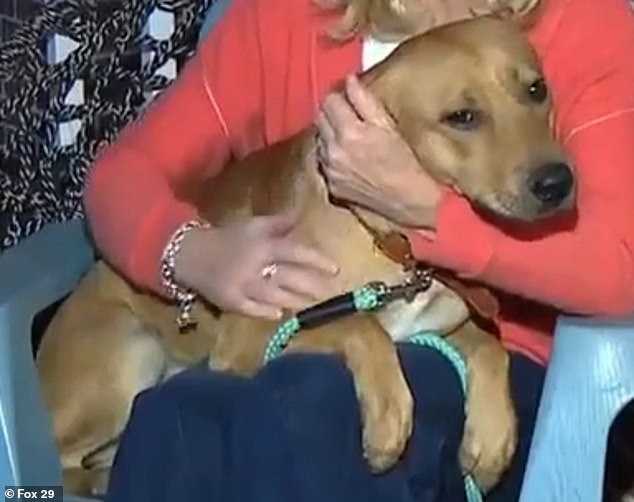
[527,78,548,103]
[441,109,481,131]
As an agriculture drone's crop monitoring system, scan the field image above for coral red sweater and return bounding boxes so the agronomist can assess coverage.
[85,0,634,364]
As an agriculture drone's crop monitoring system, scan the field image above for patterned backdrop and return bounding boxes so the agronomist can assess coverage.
[0,0,214,252]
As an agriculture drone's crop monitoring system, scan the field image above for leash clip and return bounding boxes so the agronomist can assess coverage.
[372,266,434,305]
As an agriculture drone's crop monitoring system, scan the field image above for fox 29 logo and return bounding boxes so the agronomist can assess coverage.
[4,486,61,501]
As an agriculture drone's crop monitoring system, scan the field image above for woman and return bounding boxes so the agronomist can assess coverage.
[90,0,634,499]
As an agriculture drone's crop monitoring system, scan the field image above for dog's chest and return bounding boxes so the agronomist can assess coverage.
[376,278,470,341]
[296,178,470,339]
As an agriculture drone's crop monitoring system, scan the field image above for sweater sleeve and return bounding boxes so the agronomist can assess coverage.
[84,0,264,294]
[409,0,634,316]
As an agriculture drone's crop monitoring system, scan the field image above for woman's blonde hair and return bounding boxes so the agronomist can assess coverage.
[314,0,541,41]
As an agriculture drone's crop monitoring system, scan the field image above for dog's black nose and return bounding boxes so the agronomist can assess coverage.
[528,162,574,205]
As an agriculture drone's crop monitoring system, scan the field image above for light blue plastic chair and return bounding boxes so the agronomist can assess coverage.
[519,315,634,501]
[0,0,232,497]
[1,0,632,500]
[0,221,95,501]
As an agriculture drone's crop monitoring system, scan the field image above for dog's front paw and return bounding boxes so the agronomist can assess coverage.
[459,388,517,492]
[359,370,414,472]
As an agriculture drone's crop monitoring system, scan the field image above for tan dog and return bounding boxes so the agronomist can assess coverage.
[36,16,574,498]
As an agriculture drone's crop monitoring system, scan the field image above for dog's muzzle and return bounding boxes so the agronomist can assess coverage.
[527,162,575,208]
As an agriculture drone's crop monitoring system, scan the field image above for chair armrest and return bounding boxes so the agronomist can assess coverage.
[0,221,94,487]
[520,313,634,501]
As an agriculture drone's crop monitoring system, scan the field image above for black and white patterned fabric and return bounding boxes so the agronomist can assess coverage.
[0,0,214,252]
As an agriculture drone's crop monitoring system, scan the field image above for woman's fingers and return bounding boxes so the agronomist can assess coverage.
[321,91,361,134]
[237,298,283,320]
[246,279,314,313]
[271,264,335,301]
[316,111,336,144]
[345,75,394,128]
[320,76,394,134]
[253,285,312,311]
[244,262,337,317]
[272,240,339,275]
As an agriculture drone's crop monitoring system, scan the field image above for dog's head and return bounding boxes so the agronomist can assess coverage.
[364,16,574,221]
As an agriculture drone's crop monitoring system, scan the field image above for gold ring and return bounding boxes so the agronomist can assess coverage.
[260,263,279,280]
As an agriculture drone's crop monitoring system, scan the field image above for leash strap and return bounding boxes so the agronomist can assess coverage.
[263,284,381,361]
[295,286,380,330]
[407,332,482,502]
[263,282,484,502]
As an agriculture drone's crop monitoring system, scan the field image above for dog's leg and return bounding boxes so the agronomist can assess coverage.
[37,302,169,497]
[75,436,119,496]
[62,467,111,499]
[285,313,414,472]
[209,315,276,376]
[446,321,517,492]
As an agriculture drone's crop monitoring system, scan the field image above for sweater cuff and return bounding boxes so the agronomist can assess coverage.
[408,191,497,278]
[128,199,200,295]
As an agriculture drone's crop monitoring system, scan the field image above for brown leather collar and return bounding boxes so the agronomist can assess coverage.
[369,226,499,320]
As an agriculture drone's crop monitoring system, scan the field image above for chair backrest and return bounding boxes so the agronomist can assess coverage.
[0,221,94,487]
[0,0,232,490]
[0,0,231,495]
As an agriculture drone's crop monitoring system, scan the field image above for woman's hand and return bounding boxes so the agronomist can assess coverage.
[174,212,339,320]
[316,75,442,229]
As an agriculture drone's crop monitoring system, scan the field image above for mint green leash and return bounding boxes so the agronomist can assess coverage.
[263,282,483,502]
[263,283,382,361]
[407,332,482,502]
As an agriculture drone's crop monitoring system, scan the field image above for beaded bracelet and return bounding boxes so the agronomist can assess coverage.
[160,220,211,331]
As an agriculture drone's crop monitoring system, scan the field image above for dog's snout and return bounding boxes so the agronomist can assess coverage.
[528,162,574,206]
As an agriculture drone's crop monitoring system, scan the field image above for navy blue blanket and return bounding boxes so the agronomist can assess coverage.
[105,345,543,502]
